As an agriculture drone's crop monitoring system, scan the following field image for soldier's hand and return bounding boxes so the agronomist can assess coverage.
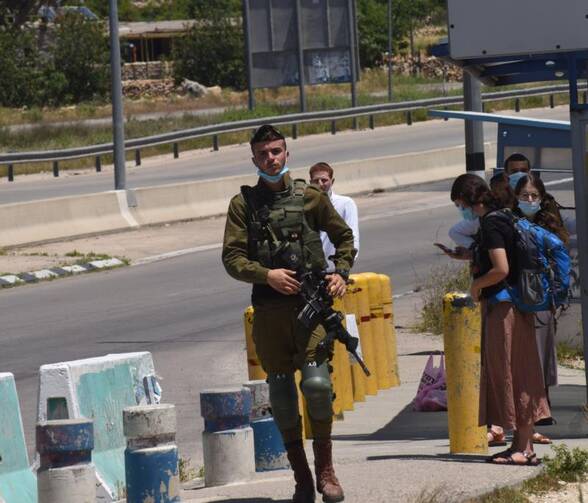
[325,273,346,298]
[267,269,301,295]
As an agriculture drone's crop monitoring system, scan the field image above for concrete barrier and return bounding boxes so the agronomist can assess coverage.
[0,373,37,503]
[36,419,95,503]
[37,352,157,502]
[130,144,497,227]
[0,143,496,247]
[123,404,180,503]
[200,387,255,487]
[0,190,136,248]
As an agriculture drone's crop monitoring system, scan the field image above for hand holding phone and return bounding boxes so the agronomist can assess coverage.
[434,242,455,254]
[434,243,472,260]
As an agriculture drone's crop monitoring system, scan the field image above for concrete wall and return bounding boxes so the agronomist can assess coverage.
[0,144,496,247]
[0,191,134,248]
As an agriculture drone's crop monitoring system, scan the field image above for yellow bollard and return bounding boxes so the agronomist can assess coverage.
[333,297,354,412]
[343,284,366,402]
[243,306,267,380]
[349,274,378,395]
[378,274,400,387]
[362,273,392,390]
[442,293,487,454]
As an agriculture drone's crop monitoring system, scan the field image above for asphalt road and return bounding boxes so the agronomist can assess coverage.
[2,176,574,464]
[0,105,571,205]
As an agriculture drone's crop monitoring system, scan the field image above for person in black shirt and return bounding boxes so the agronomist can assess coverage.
[450,173,551,466]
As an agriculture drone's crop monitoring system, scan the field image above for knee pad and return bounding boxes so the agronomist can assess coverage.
[300,361,333,421]
[267,373,300,431]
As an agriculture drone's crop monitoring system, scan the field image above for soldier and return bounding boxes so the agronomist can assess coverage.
[222,125,356,503]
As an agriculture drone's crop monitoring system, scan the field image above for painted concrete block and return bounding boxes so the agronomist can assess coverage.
[200,387,252,432]
[0,373,37,503]
[37,353,156,502]
[251,417,289,472]
[202,428,255,487]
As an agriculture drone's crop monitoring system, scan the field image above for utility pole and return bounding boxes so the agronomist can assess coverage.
[108,0,126,190]
[463,72,485,177]
[387,0,393,101]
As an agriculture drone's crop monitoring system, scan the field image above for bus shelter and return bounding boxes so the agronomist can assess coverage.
[431,34,588,399]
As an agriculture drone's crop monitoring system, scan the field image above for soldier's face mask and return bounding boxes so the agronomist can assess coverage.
[258,165,289,183]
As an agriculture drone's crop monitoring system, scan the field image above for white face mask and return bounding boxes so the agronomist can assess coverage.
[257,165,289,183]
[518,200,541,217]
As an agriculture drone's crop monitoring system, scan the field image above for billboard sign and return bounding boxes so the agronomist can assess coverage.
[245,0,357,88]
[447,0,588,60]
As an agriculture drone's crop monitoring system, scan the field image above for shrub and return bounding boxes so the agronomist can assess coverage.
[414,263,471,335]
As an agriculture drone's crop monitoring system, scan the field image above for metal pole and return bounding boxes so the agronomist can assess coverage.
[348,0,358,128]
[463,71,485,177]
[243,0,255,110]
[294,0,306,112]
[387,0,393,101]
[109,0,126,190]
[569,107,588,401]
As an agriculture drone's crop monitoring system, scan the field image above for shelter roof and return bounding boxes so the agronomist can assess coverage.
[431,39,588,86]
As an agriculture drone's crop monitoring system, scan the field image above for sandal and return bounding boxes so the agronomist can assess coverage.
[488,451,541,466]
[532,432,552,444]
[486,448,513,462]
[487,430,507,447]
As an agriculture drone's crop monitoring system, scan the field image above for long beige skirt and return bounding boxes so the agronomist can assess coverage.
[479,301,551,430]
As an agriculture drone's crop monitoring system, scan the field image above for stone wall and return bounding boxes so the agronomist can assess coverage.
[122,61,174,80]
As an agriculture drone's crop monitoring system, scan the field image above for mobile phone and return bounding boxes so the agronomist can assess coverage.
[434,242,455,254]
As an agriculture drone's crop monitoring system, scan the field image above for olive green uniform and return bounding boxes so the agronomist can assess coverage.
[222,174,355,442]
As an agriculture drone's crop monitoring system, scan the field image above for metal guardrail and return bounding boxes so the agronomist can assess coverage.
[1,82,586,181]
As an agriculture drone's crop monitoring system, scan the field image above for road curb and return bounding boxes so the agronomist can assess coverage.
[0,258,126,290]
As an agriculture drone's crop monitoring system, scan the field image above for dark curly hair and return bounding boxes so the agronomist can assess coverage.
[450,173,501,211]
[489,172,517,210]
[514,173,569,244]
[250,124,286,149]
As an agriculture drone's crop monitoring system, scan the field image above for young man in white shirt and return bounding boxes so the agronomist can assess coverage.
[309,162,360,272]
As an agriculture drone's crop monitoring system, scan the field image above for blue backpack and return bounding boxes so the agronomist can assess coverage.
[485,209,571,312]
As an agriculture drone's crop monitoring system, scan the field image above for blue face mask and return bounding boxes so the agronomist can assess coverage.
[508,171,527,190]
[518,200,541,217]
[458,206,477,221]
[257,165,289,183]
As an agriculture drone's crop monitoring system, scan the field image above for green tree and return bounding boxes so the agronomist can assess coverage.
[0,28,45,107]
[356,0,446,68]
[172,9,245,90]
[49,13,110,104]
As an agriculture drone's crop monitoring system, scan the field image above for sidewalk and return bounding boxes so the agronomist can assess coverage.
[180,294,588,503]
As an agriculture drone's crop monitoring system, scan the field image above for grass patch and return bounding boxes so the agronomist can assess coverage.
[472,486,529,503]
[413,263,471,335]
[557,342,585,370]
[179,456,197,482]
[65,249,84,257]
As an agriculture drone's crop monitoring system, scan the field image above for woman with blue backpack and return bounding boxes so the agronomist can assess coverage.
[513,172,570,444]
[450,173,551,466]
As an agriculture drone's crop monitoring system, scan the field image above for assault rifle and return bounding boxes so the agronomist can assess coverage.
[296,270,371,377]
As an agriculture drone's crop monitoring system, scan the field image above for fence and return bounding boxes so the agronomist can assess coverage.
[1,83,586,182]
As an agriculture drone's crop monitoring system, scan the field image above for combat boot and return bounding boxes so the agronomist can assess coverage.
[286,440,316,503]
[312,439,344,502]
